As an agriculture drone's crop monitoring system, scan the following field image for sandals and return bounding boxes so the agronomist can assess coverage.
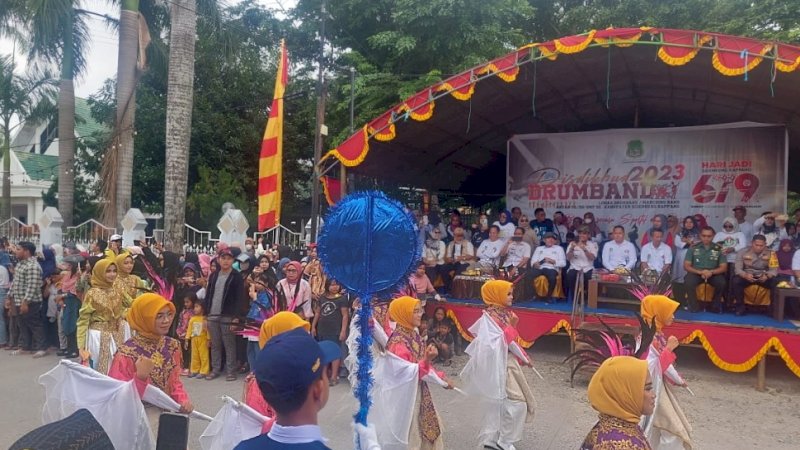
[205,373,220,381]
[226,373,238,381]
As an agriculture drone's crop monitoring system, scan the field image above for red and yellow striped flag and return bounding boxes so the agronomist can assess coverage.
[258,40,288,231]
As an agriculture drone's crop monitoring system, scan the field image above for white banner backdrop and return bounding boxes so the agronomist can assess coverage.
[507,123,787,234]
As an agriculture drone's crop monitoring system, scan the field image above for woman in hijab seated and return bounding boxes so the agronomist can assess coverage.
[108,294,193,431]
[581,356,656,449]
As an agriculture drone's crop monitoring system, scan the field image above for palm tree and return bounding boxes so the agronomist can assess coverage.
[163,0,197,252]
[28,0,90,226]
[0,56,55,220]
[113,0,144,226]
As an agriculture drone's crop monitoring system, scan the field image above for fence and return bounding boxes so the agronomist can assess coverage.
[1,218,305,253]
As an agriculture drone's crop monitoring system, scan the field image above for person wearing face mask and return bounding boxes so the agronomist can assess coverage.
[276,261,313,320]
[553,211,569,243]
[752,212,787,250]
[244,238,256,257]
[471,214,490,248]
[583,212,605,243]
[500,227,532,279]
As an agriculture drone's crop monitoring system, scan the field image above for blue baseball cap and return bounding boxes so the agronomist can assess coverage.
[255,328,342,391]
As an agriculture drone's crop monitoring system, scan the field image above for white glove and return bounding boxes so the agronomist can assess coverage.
[434,294,442,302]
[354,423,381,450]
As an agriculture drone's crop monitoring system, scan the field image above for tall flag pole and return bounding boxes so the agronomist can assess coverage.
[258,39,288,231]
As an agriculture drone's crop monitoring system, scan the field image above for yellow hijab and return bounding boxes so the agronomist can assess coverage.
[588,356,649,423]
[115,252,134,277]
[126,293,176,339]
[258,311,311,349]
[91,259,117,289]
[389,296,419,330]
[641,295,679,331]
[482,279,513,307]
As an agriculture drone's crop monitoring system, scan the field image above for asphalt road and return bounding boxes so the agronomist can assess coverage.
[2,335,799,449]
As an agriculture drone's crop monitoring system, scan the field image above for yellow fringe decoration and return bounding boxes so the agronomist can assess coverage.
[476,63,519,83]
[321,125,370,167]
[537,45,559,61]
[446,309,570,349]
[680,329,800,377]
[594,32,643,48]
[397,100,435,121]
[368,123,396,142]
[321,177,336,206]
[554,30,597,54]
[435,81,476,101]
[776,55,800,72]
[657,35,712,66]
[711,44,772,77]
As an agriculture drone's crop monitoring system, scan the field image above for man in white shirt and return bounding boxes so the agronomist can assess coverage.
[477,226,505,268]
[601,226,638,272]
[423,228,448,291]
[640,229,672,274]
[734,205,754,243]
[501,227,532,275]
[528,232,566,303]
[445,227,475,278]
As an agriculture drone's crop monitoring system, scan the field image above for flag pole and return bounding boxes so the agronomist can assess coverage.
[309,0,328,243]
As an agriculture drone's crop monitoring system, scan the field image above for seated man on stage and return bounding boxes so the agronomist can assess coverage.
[732,234,777,316]
[501,227,532,277]
[640,229,672,275]
[477,225,504,269]
[601,225,638,272]
[445,227,475,278]
[684,226,728,313]
[527,232,566,303]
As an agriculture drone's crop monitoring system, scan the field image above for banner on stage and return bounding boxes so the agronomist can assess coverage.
[507,122,787,232]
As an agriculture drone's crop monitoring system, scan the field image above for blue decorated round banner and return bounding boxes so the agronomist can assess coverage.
[317,191,418,296]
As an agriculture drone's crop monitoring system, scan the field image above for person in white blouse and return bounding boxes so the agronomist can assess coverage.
[423,228,448,291]
[566,227,598,304]
[493,210,517,242]
[601,225,638,272]
[477,226,504,269]
[528,232,566,303]
[445,227,475,278]
[500,227,532,276]
[640,229,673,274]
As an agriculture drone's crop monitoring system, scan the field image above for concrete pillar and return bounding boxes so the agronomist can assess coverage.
[121,208,148,247]
[38,207,64,247]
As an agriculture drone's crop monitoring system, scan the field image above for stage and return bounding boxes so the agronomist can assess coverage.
[436,297,800,382]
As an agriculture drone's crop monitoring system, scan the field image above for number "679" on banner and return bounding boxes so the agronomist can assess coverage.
[692,173,760,203]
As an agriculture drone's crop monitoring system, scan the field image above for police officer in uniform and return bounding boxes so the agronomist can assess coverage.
[732,234,777,316]
[684,226,728,313]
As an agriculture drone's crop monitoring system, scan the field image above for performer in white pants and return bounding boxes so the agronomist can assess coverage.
[460,280,536,450]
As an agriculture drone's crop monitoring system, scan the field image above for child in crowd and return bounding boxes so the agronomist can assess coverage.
[430,320,454,366]
[419,313,430,341]
[186,301,210,378]
[176,294,196,376]
[312,279,349,386]
[245,276,275,371]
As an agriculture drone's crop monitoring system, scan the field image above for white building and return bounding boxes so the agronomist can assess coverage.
[4,98,105,224]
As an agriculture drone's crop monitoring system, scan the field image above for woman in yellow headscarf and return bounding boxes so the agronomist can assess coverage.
[108,294,192,433]
[581,356,655,449]
[639,295,693,450]
[460,280,536,450]
[243,311,312,432]
[372,296,452,450]
[76,259,130,374]
[112,252,149,305]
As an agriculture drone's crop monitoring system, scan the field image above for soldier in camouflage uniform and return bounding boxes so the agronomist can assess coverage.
[684,226,728,313]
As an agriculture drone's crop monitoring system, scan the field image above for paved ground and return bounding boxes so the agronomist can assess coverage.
[2,335,799,449]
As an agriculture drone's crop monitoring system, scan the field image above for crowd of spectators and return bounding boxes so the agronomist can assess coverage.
[414,205,800,319]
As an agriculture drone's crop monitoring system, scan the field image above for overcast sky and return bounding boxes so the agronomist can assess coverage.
[1,0,295,99]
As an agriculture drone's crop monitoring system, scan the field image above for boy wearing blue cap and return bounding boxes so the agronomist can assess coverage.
[235,328,341,449]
